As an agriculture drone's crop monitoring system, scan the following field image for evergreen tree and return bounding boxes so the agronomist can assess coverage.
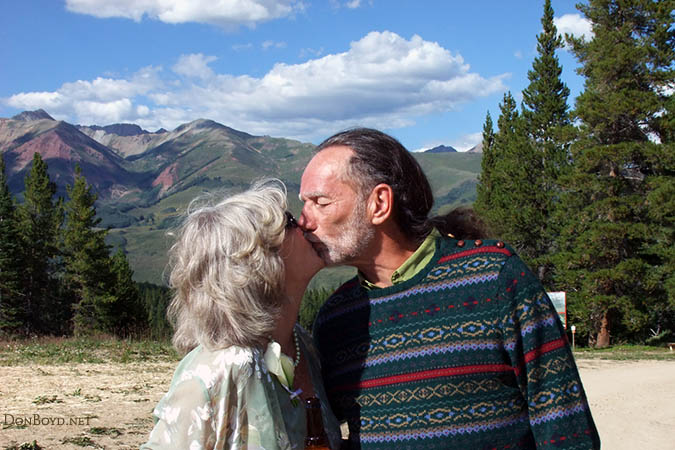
[475,92,547,266]
[138,282,172,339]
[108,248,144,337]
[474,111,496,215]
[521,0,573,282]
[522,0,571,145]
[62,166,115,335]
[555,0,674,347]
[0,156,23,334]
[16,153,64,334]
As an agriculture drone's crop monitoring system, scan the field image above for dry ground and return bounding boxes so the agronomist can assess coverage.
[1,358,674,449]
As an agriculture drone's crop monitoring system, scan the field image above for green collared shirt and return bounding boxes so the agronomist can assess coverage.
[359,229,441,290]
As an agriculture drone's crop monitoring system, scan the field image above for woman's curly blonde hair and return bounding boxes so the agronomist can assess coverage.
[166,179,289,354]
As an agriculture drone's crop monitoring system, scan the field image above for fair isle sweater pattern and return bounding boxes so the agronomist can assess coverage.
[313,238,599,449]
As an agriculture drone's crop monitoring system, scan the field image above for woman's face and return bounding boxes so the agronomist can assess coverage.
[281,212,325,284]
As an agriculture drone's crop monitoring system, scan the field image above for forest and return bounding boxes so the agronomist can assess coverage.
[0,0,673,348]
[474,0,674,347]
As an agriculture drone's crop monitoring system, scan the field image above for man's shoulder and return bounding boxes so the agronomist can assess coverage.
[313,276,364,329]
[435,235,516,261]
[324,276,362,300]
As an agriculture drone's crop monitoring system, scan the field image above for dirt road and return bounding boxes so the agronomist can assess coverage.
[575,359,675,450]
[1,358,673,449]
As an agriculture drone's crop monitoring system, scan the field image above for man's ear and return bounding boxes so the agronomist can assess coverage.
[368,183,393,225]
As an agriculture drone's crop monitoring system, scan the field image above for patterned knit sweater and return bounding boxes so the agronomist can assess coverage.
[313,237,599,449]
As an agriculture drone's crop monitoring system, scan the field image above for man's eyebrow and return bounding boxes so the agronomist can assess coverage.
[299,191,327,201]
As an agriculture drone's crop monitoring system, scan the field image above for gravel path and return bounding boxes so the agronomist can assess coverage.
[1,358,673,449]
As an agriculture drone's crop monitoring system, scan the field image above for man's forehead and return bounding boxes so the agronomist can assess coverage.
[301,147,352,191]
[309,146,353,171]
[301,147,353,185]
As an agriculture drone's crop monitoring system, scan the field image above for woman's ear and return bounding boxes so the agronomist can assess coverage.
[367,183,393,225]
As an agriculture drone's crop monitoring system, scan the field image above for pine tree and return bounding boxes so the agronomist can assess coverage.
[16,153,64,334]
[522,0,571,145]
[555,0,674,347]
[63,165,115,335]
[108,248,144,337]
[474,111,496,215]
[138,282,172,339]
[475,92,547,265]
[520,0,573,282]
[0,156,23,334]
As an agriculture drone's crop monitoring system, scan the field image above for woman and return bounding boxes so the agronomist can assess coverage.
[141,179,341,449]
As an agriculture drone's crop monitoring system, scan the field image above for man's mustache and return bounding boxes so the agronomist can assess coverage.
[302,231,321,245]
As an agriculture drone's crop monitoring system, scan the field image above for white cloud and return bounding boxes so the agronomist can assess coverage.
[554,14,593,46]
[330,0,369,9]
[262,40,287,50]
[5,67,162,127]
[232,43,254,52]
[452,132,482,151]
[65,0,303,29]
[299,47,323,59]
[173,54,217,79]
[137,105,150,116]
[3,31,507,141]
[74,98,134,125]
[514,50,523,59]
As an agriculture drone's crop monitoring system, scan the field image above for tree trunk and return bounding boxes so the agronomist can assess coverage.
[596,310,611,348]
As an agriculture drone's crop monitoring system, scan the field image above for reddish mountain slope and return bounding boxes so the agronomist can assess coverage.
[0,116,139,198]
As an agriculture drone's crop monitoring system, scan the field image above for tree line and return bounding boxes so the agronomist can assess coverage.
[475,0,673,347]
[0,150,335,339]
[2,0,671,348]
[0,153,174,338]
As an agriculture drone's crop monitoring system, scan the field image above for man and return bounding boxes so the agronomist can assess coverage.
[298,128,599,449]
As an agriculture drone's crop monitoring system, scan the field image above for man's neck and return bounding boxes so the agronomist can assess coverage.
[354,228,420,288]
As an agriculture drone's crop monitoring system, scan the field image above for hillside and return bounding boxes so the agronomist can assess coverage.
[0,110,481,286]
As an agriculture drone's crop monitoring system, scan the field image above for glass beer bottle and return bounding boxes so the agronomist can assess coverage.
[304,397,331,449]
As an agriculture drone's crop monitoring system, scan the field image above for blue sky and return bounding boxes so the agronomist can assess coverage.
[0,1,592,151]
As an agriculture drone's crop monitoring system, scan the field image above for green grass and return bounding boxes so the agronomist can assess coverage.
[88,427,123,437]
[4,441,43,450]
[0,336,179,366]
[573,344,675,361]
[61,436,101,448]
[4,336,671,367]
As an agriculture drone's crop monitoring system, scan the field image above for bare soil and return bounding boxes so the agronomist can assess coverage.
[1,359,673,449]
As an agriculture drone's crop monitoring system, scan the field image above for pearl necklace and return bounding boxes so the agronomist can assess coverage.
[291,326,301,367]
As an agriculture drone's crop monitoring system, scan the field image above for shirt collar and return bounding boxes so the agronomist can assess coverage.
[359,229,441,290]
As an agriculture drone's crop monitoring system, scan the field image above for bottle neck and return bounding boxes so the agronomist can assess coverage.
[304,397,330,449]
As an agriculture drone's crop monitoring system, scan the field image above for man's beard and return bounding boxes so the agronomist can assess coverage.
[318,199,375,266]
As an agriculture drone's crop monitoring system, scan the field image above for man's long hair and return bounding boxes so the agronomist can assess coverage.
[317,128,434,243]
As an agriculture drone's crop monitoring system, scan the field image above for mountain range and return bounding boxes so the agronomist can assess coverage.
[0,110,482,286]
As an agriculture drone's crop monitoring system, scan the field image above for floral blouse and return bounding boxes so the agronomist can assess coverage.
[141,326,341,449]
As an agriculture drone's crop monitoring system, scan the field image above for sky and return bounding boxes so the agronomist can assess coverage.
[0,1,593,151]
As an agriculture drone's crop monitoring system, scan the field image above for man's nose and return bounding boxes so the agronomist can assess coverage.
[297,209,315,232]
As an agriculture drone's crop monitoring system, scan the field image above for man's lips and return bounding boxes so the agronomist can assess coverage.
[303,232,320,245]
[304,233,327,255]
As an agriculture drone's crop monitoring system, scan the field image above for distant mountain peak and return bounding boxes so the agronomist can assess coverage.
[425,144,457,153]
[83,123,148,137]
[12,109,55,121]
[175,118,253,140]
[467,141,483,153]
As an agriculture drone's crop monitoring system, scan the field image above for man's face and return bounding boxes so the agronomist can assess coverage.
[298,146,374,266]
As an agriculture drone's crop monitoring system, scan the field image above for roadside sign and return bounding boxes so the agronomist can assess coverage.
[547,291,567,329]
